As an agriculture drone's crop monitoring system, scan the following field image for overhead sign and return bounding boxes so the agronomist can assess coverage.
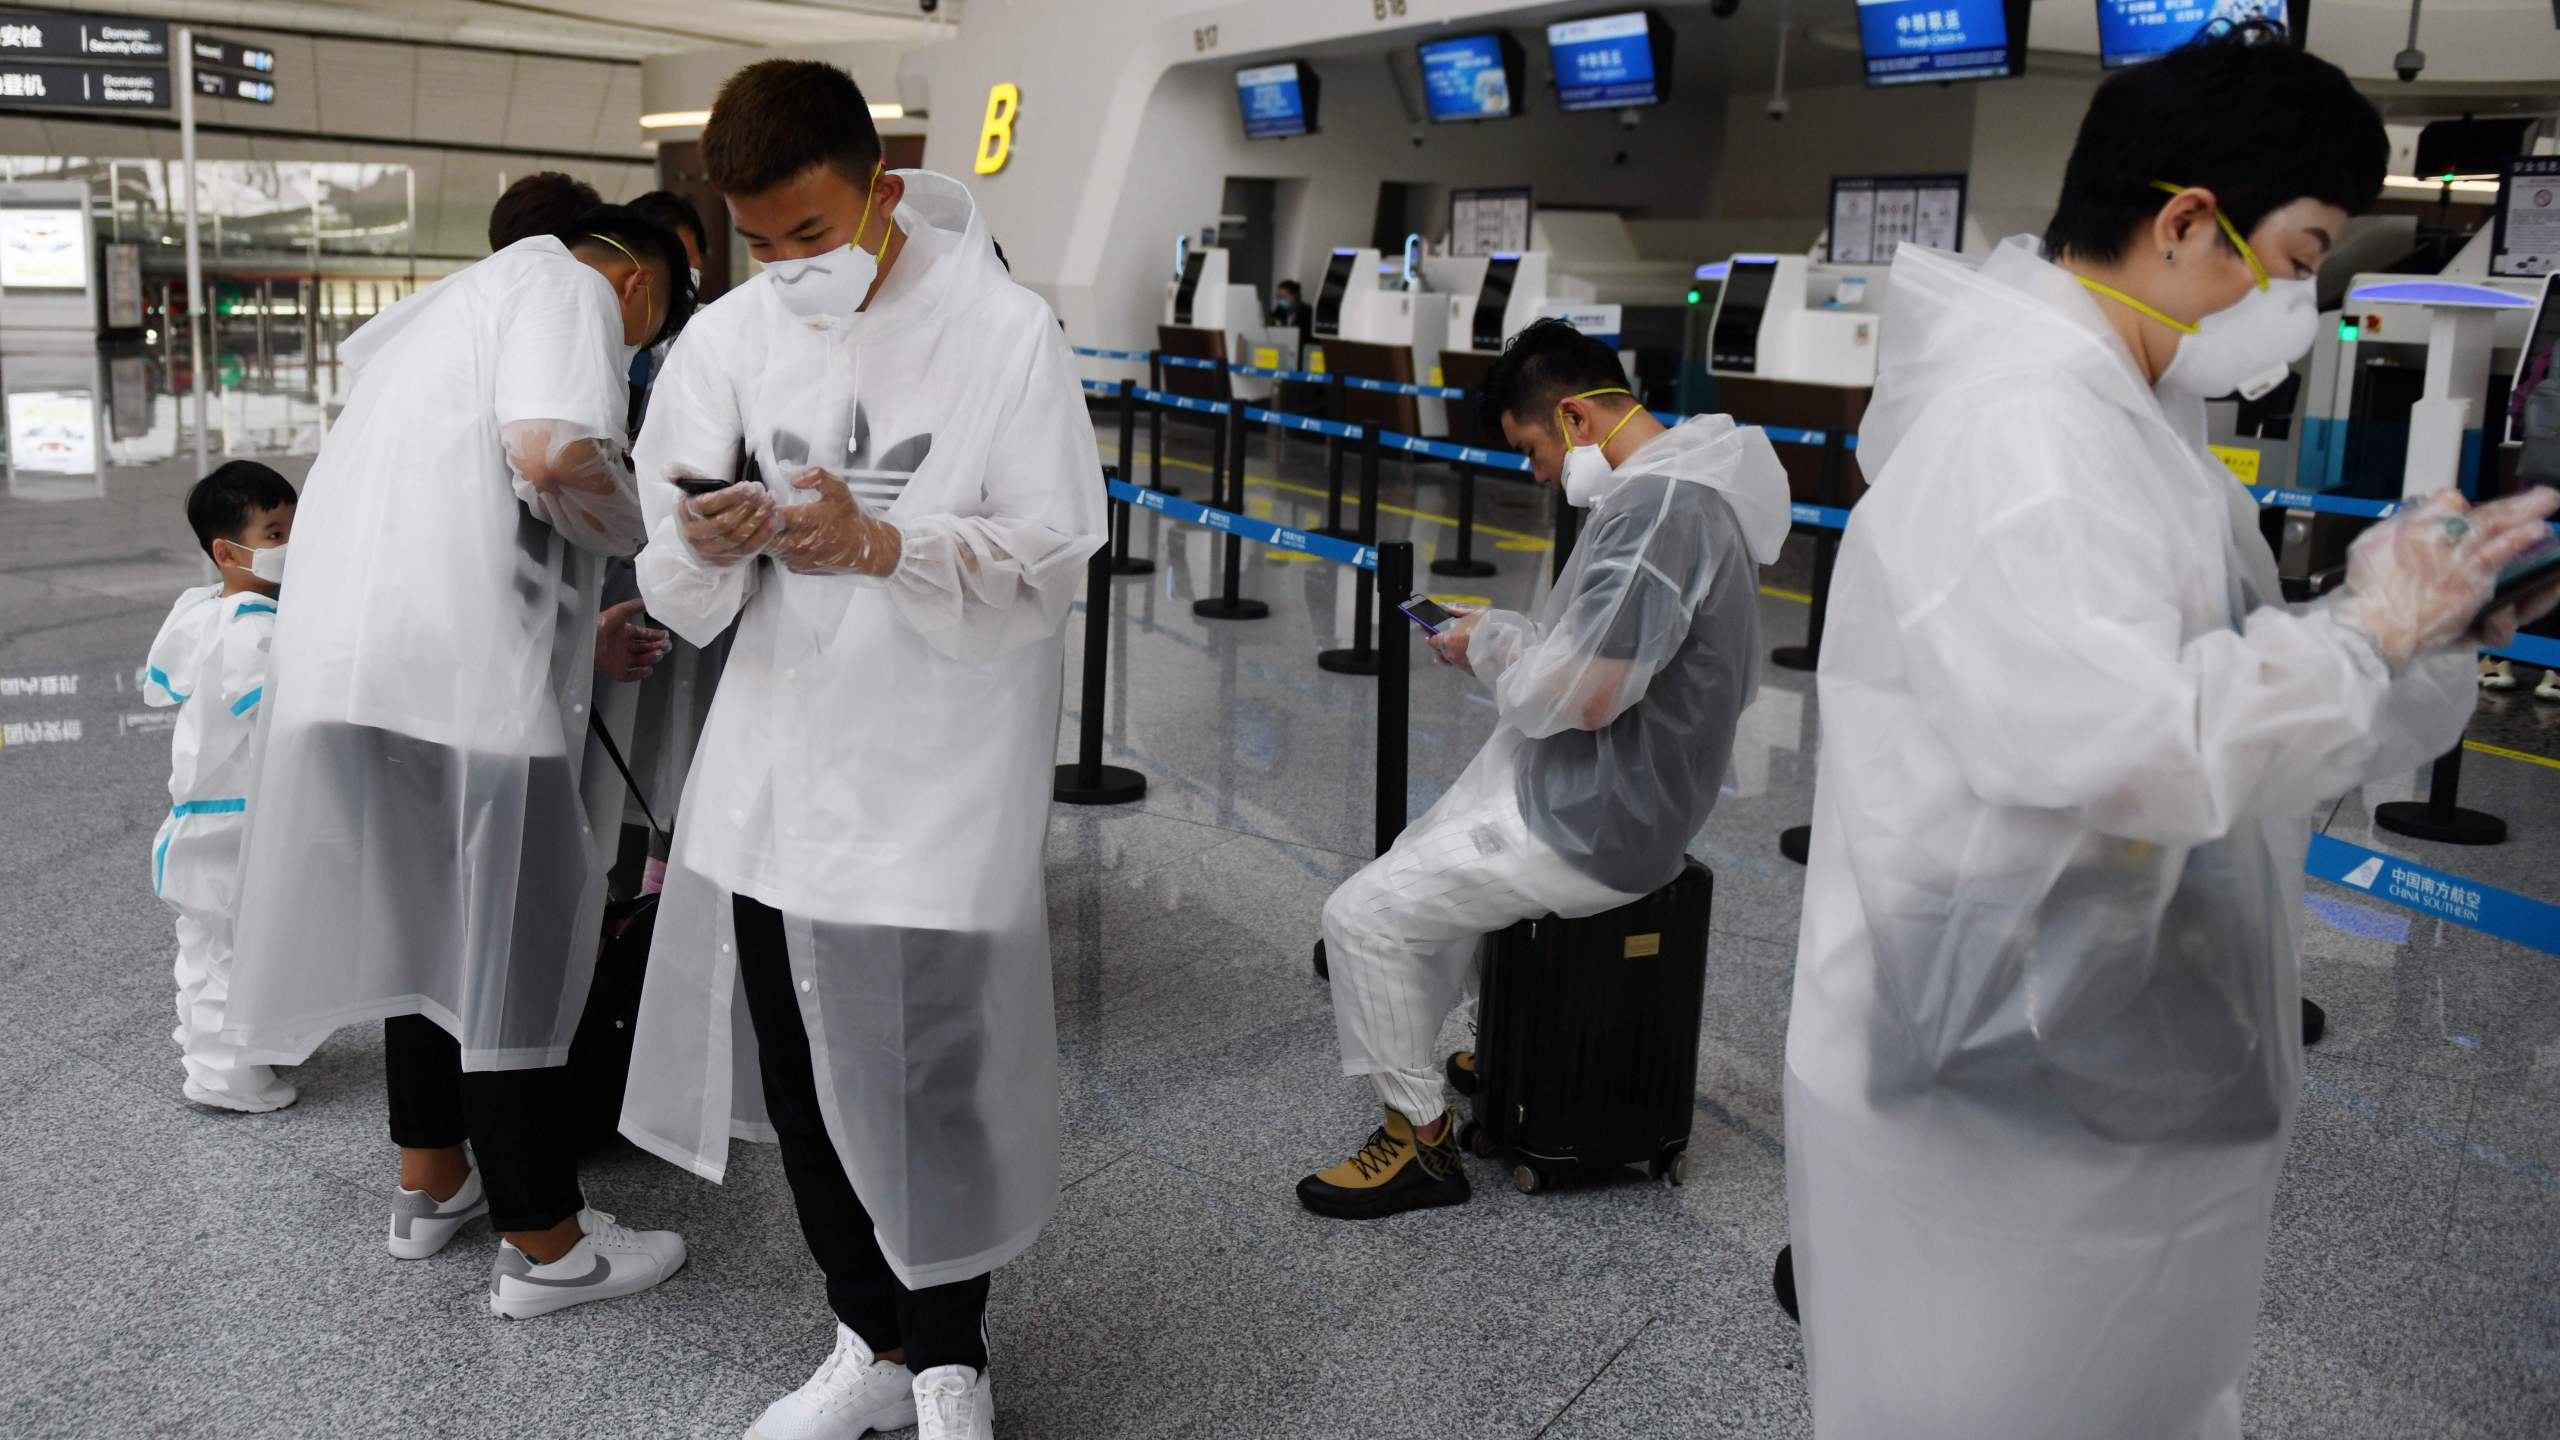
[194,68,274,104]
[0,12,168,62]
[189,33,275,76]
[0,60,165,110]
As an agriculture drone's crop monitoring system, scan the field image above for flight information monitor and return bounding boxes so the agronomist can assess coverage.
[2098,0,2303,67]
[1857,0,2029,86]
[1236,61,1316,140]
[1546,12,1672,112]
[1419,33,1523,123]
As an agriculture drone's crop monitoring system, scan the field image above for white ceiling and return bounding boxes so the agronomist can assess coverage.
[73,0,957,62]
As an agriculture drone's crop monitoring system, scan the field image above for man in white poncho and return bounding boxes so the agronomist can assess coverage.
[615,63,1104,1440]
[224,205,698,1320]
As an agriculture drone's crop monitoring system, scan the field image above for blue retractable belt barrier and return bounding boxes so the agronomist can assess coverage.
[1339,375,1469,401]
[2246,486,2402,521]
[1231,364,1329,384]
[1080,379,1120,397]
[1130,387,1231,417]
[2306,834,2560,957]
[1379,430,1531,473]
[1158,354,1223,372]
[1789,503,1853,531]
[1107,477,1378,571]
[2490,632,2560,670]
[1243,406,1363,440]
[1072,345,1152,363]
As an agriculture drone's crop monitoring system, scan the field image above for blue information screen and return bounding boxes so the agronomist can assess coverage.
[1236,63,1309,139]
[1546,13,1660,112]
[1419,35,1513,122]
[1857,0,2019,86]
[2098,1,2290,67]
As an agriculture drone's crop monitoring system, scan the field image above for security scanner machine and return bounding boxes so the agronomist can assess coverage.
[1310,242,1451,437]
[1705,253,1892,506]
[1158,240,1267,403]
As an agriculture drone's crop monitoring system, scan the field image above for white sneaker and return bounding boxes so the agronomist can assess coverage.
[183,1066,297,1114]
[2539,669,2560,702]
[912,1365,994,1440]
[2483,658,2519,691]
[744,1324,918,1439]
[487,1207,685,1319]
[386,1166,488,1260]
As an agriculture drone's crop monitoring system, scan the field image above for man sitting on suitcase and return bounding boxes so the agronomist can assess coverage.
[1300,319,1792,1219]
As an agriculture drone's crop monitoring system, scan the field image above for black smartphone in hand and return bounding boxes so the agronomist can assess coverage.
[674,476,739,497]
[1398,596,1458,635]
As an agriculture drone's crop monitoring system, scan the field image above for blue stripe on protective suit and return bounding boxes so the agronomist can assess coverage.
[155,798,248,895]
[229,687,262,717]
[147,665,189,703]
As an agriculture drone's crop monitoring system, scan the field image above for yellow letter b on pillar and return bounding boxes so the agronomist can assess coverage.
[975,83,1019,175]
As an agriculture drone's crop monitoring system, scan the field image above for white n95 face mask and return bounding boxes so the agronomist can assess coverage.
[764,162,886,326]
[2159,277,2317,401]
[248,542,288,583]
[1556,387,1636,509]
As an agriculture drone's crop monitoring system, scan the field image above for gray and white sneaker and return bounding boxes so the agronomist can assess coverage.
[912,1365,994,1440]
[386,1166,488,1260]
[487,1207,685,1320]
[745,1324,918,1439]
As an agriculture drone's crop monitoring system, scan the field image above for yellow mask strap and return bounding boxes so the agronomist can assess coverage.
[1558,387,1636,447]
[587,232,657,339]
[2151,180,2268,290]
[852,160,886,256]
[2075,275,2199,336]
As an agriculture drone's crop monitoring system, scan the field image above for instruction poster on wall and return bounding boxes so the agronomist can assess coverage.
[1828,174,1967,266]
[7,390,98,475]
[2492,157,2560,279]
[0,207,85,288]
[1450,187,1531,258]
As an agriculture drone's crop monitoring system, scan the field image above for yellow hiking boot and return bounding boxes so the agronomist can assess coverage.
[1296,1109,1471,1220]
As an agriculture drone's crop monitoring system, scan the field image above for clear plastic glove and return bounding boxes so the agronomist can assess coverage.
[2335,488,2560,667]
[1426,606,1483,671]
[678,478,777,567]
[595,598,670,683]
[768,468,904,577]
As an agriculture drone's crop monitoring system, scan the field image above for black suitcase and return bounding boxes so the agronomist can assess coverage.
[1460,858,1712,1194]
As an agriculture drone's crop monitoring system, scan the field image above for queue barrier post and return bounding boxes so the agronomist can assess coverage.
[1146,351,1173,497]
[1431,461,1498,579]
[1110,381,1155,577]
[1054,466,1148,806]
[1317,373,1353,540]
[1319,425,1385,675]
[1375,540,1415,856]
[1192,403,1271,622]
[2376,737,2508,846]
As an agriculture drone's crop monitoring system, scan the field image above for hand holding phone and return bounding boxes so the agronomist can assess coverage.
[675,475,738,497]
[1397,596,1458,635]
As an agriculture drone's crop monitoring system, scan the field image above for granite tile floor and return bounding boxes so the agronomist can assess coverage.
[3,382,2558,1437]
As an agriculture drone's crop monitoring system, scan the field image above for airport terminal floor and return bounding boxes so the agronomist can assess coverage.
[5,395,2560,1438]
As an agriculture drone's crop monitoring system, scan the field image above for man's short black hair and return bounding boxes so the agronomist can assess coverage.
[701,61,883,198]
[489,172,601,251]
[630,190,706,254]
[186,460,296,560]
[1475,318,1632,437]
[2044,34,2384,264]
[570,204,697,346]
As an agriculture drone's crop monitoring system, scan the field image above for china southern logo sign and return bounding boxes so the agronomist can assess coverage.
[2342,857,2385,890]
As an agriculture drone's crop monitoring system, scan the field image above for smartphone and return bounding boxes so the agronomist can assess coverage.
[1397,596,1458,635]
[2486,531,2560,615]
[674,476,738,497]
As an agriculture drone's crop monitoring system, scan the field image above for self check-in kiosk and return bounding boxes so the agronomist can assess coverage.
[1159,243,1268,403]
[1310,245,1452,436]
[1706,254,1892,504]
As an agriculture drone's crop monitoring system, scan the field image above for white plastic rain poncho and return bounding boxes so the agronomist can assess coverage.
[619,172,1105,1288]
[1328,414,1790,1084]
[1783,237,2476,1438]
[224,236,645,1069]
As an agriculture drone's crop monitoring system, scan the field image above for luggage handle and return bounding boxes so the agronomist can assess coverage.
[587,708,671,853]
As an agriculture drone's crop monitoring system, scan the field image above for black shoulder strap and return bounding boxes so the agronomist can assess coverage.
[586,706,669,851]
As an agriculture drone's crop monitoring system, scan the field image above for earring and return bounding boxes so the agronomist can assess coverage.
[2164,248,2175,262]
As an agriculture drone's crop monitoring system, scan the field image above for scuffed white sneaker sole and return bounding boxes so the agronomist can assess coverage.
[183,1079,298,1114]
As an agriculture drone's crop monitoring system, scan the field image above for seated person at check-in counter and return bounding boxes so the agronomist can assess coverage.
[1298,319,1790,1219]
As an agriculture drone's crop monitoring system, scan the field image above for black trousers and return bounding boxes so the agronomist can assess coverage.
[383,1014,585,1234]
[734,896,992,1374]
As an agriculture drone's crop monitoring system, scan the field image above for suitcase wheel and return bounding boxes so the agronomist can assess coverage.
[1511,1163,1545,1196]
[1651,1150,1690,1187]
[1458,1120,1492,1159]
[1311,940,1329,981]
